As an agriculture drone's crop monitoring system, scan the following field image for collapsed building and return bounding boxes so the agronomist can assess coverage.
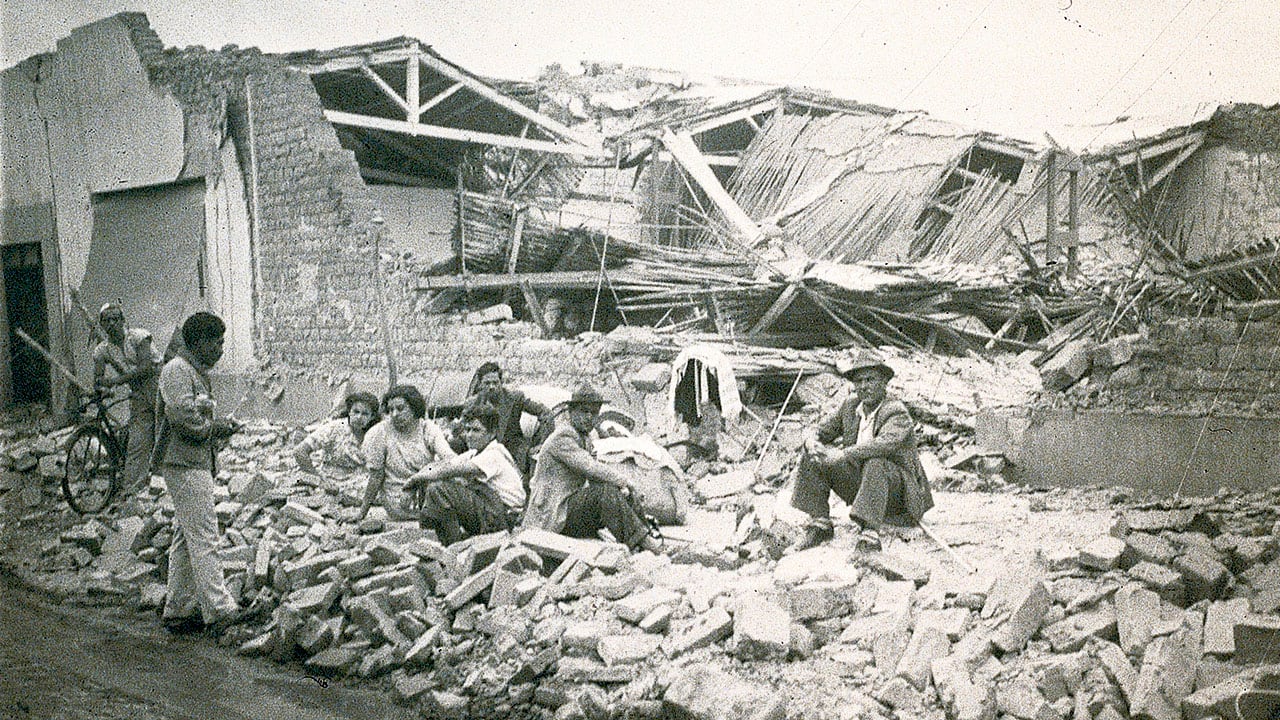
[2,12,1280,482]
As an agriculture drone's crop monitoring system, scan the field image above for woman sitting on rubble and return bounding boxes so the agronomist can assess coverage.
[357,384,457,522]
[293,391,380,476]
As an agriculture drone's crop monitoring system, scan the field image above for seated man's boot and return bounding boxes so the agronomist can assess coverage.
[791,524,835,552]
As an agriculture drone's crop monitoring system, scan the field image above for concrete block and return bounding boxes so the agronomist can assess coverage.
[518,528,592,561]
[895,626,951,691]
[872,609,913,672]
[664,607,733,657]
[562,621,610,655]
[1115,582,1159,655]
[1130,634,1197,720]
[873,580,916,615]
[1203,598,1250,657]
[639,606,672,634]
[1128,561,1185,605]
[631,364,671,392]
[988,578,1052,654]
[1091,639,1137,706]
[337,552,374,580]
[1123,509,1195,534]
[597,634,662,666]
[1125,532,1178,567]
[786,579,859,621]
[932,655,997,720]
[305,646,360,675]
[1181,665,1280,720]
[1234,614,1280,664]
[997,672,1059,720]
[732,596,791,661]
[286,581,340,613]
[282,501,325,527]
[868,552,931,586]
[1040,338,1094,391]
[614,586,682,624]
[1078,536,1128,571]
[1042,604,1117,653]
[444,564,498,610]
[404,626,440,666]
[663,667,786,720]
[917,608,971,642]
[1175,550,1230,604]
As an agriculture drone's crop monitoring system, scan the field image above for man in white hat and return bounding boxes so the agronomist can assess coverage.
[790,351,933,551]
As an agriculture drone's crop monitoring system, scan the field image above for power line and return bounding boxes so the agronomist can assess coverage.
[899,0,999,106]
[786,0,868,86]
[1083,0,1201,116]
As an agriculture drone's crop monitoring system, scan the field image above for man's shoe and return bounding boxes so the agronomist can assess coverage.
[791,525,835,552]
[162,616,205,635]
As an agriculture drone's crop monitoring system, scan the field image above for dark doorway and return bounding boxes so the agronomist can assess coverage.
[4,243,51,402]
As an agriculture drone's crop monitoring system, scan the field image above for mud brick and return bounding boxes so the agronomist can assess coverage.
[1130,634,1197,720]
[393,671,434,701]
[868,552,931,586]
[1123,509,1196,534]
[664,607,733,657]
[357,644,398,679]
[615,586,682,624]
[281,550,348,590]
[494,545,544,574]
[348,595,407,646]
[587,543,630,572]
[997,673,1058,720]
[732,595,791,661]
[404,626,440,666]
[1040,338,1093,391]
[1091,639,1137,706]
[1203,598,1250,656]
[874,580,916,615]
[297,616,340,655]
[511,646,557,684]
[1038,542,1079,571]
[351,566,423,596]
[558,620,607,656]
[388,585,428,615]
[238,630,276,657]
[1114,582,1159,655]
[548,555,587,587]
[336,552,374,580]
[988,578,1052,654]
[287,581,340,613]
[639,606,672,634]
[444,563,498,609]
[366,541,403,566]
[281,501,324,526]
[1124,533,1177,567]
[1042,604,1117,653]
[895,626,951,691]
[917,608,971,642]
[1182,666,1280,720]
[555,657,633,683]
[253,542,273,584]
[932,655,997,720]
[786,579,859,621]
[597,634,662,666]
[453,530,508,574]
[1234,614,1280,664]
[1078,536,1128,571]
[305,645,361,675]
[590,572,649,601]
[1127,561,1185,605]
[517,528,588,561]
[873,609,913,672]
[1232,536,1272,571]
[1175,549,1230,604]
[218,544,256,565]
[359,526,427,552]
[951,625,994,671]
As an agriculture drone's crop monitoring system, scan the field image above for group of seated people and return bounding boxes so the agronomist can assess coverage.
[293,362,660,553]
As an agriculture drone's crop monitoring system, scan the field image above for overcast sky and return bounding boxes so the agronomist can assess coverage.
[5,0,1279,142]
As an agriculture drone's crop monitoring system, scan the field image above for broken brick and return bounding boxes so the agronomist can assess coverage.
[1114,582,1159,655]
[1203,598,1250,656]
[664,607,733,657]
[1174,549,1230,604]
[732,595,791,661]
[1042,604,1117,653]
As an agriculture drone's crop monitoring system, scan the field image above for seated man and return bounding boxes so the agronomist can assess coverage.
[790,351,934,552]
[406,404,524,545]
[522,384,660,553]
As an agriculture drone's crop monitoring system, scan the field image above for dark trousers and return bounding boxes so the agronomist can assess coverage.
[790,455,908,530]
[562,482,648,549]
[417,480,512,546]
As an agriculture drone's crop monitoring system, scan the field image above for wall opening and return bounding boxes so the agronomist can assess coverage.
[4,243,51,403]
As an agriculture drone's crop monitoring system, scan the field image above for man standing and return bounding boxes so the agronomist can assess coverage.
[790,351,933,552]
[407,404,524,545]
[463,361,552,478]
[92,303,160,490]
[522,384,659,553]
[154,312,244,634]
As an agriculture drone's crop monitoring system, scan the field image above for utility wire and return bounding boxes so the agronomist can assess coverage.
[899,0,998,105]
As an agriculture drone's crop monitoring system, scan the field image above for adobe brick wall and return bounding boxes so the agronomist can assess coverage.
[1084,317,1280,416]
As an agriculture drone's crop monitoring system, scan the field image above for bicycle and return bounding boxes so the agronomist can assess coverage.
[62,389,129,514]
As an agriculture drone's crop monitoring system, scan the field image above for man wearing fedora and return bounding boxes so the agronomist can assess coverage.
[522,383,661,553]
[790,351,933,552]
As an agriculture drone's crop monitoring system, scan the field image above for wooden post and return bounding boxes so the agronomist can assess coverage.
[372,216,398,389]
[1044,151,1059,269]
[1067,167,1080,278]
[405,51,420,123]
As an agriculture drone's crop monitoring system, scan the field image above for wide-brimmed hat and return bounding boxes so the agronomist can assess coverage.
[835,351,894,380]
[567,383,606,407]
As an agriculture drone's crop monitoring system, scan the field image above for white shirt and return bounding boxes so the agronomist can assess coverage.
[462,440,525,510]
[855,401,880,445]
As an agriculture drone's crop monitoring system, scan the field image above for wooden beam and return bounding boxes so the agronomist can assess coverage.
[359,167,438,186]
[660,129,762,244]
[1108,131,1206,168]
[416,82,464,119]
[1143,137,1203,190]
[417,269,644,291]
[680,97,782,136]
[655,150,739,167]
[360,65,410,115]
[290,46,417,74]
[405,52,420,122]
[520,281,553,336]
[416,52,601,149]
[325,110,606,157]
[748,283,800,335]
[507,208,526,274]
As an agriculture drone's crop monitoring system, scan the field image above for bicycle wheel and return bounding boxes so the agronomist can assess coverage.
[63,426,121,514]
